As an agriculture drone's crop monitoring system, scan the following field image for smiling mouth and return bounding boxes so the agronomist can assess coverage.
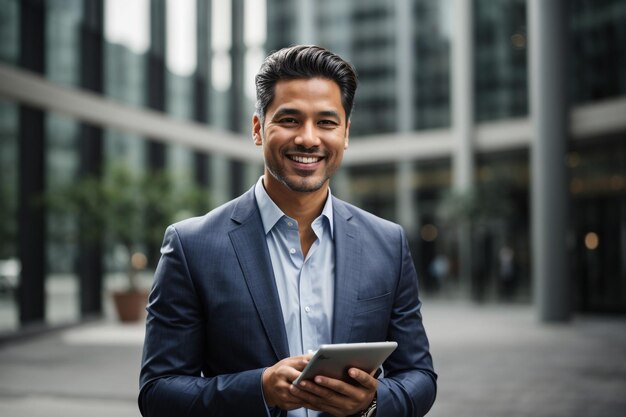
[289,155,323,164]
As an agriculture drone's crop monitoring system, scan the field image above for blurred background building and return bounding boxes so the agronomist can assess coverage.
[0,0,625,336]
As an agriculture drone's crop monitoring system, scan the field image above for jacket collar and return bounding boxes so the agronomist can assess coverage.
[228,188,290,361]
[331,197,361,343]
[228,189,362,355]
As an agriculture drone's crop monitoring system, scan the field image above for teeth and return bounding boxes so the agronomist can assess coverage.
[291,155,320,164]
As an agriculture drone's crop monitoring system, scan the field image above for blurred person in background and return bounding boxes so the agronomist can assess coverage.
[139,45,436,417]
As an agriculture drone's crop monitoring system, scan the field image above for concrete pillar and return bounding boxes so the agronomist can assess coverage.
[229,0,246,197]
[451,0,474,190]
[528,0,570,321]
[193,0,211,187]
[297,0,316,44]
[78,0,104,318]
[332,169,352,204]
[395,0,417,236]
[18,0,46,325]
[147,0,167,170]
[397,160,417,236]
[451,0,475,290]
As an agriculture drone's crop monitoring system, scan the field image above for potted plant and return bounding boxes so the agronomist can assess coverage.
[48,165,210,321]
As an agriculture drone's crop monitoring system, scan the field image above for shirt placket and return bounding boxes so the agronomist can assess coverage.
[300,220,324,355]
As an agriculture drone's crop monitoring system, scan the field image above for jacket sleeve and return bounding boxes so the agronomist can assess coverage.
[376,227,437,417]
[138,225,271,417]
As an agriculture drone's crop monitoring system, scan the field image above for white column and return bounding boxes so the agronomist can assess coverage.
[528,0,570,321]
[297,0,316,44]
[451,0,475,291]
[396,160,417,236]
[451,0,474,190]
[332,169,353,203]
[395,0,417,236]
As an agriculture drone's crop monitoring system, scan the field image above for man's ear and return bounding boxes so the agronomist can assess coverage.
[344,120,350,150]
[252,114,263,146]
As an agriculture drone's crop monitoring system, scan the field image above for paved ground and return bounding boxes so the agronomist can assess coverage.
[0,299,624,417]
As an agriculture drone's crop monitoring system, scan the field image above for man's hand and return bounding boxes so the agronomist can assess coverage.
[262,355,311,410]
[289,367,378,417]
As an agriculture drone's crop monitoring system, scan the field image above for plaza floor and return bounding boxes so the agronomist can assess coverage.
[0,299,624,417]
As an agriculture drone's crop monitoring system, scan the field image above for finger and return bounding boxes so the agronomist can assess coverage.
[293,379,336,399]
[290,384,350,416]
[348,368,378,389]
[289,356,311,372]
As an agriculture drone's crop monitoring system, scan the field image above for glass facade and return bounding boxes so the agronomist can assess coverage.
[570,138,626,312]
[1,0,625,335]
[474,0,528,122]
[413,0,452,130]
[570,0,626,104]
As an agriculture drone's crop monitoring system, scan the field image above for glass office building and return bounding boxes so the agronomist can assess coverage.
[1,0,625,335]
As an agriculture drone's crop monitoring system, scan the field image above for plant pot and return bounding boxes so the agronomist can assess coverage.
[112,290,149,322]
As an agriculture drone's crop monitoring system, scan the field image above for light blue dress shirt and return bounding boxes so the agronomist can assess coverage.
[255,176,335,417]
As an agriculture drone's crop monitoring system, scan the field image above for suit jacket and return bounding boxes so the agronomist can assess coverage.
[139,187,436,417]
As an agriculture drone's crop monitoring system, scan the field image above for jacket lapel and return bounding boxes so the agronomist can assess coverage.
[228,189,290,361]
[331,198,362,343]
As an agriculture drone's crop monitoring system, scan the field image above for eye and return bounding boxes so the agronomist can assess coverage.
[318,119,339,128]
[278,117,299,125]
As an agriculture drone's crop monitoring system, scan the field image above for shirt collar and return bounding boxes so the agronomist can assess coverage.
[254,176,334,238]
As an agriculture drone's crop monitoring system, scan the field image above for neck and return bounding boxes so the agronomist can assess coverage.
[263,179,328,227]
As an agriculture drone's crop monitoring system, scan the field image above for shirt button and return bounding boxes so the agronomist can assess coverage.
[304,306,311,313]
[289,248,296,254]
[287,221,294,227]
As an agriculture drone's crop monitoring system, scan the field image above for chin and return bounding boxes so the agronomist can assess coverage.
[282,176,328,193]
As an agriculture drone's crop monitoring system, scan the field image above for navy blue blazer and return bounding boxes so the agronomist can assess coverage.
[139,187,436,417]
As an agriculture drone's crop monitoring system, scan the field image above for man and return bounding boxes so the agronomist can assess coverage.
[139,45,436,417]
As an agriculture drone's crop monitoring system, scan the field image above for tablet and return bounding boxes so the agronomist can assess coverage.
[292,341,398,385]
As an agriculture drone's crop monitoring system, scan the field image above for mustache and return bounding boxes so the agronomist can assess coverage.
[293,145,320,153]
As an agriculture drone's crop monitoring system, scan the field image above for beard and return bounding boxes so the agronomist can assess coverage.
[265,163,333,193]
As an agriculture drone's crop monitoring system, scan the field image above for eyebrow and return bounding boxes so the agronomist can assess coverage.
[271,108,302,119]
[271,108,343,123]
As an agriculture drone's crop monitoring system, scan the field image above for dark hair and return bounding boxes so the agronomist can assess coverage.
[254,45,358,124]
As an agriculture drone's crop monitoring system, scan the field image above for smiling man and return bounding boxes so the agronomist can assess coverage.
[139,45,437,417]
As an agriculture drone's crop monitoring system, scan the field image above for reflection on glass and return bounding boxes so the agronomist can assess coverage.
[474,0,528,122]
[104,0,150,54]
[211,0,232,91]
[0,0,19,65]
[166,0,197,77]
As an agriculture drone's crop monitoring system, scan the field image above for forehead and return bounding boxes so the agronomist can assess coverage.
[268,78,344,117]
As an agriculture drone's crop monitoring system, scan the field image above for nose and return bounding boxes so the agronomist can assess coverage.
[294,121,320,148]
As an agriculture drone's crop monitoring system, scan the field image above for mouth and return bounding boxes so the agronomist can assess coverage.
[287,154,324,165]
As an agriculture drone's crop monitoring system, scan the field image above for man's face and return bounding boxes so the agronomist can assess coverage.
[252,77,350,195]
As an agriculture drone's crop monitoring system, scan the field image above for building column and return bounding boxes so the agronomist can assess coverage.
[229,0,246,197]
[528,0,570,321]
[77,0,104,318]
[451,0,475,291]
[297,0,316,44]
[332,170,352,204]
[193,0,211,187]
[396,161,417,236]
[147,0,167,170]
[17,0,46,325]
[395,0,417,237]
